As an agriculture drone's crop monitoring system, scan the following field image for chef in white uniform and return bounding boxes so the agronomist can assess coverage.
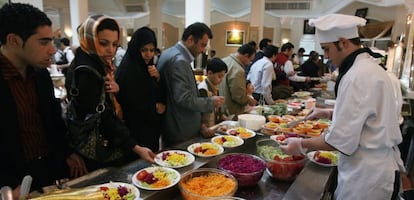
[281,14,405,200]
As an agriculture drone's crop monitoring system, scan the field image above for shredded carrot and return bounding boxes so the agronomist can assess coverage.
[181,173,236,198]
[203,148,219,155]
[152,178,170,188]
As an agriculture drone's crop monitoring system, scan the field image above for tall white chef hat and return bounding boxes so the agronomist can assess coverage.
[308,14,366,43]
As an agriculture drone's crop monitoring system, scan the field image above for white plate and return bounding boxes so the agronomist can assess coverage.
[293,91,312,97]
[226,127,256,139]
[211,135,244,148]
[187,142,224,157]
[219,120,240,127]
[270,135,287,145]
[307,151,338,167]
[132,166,180,191]
[154,150,195,168]
[324,99,336,105]
[97,182,140,200]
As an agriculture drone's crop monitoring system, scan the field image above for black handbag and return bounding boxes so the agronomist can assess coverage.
[66,65,123,162]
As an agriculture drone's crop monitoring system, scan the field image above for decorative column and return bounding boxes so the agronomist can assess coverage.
[149,0,163,48]
[185,0,211,70]
[250,0,264,43]
[185,0,211,27]
[69,0,88,47]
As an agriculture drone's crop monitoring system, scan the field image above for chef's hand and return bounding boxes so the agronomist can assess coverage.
[280,137,308,155]
[306,107,333,120]
[66,153,88,178]
[133,145,156,163]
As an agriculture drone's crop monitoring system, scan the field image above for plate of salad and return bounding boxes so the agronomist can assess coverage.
[28,182,139,200]
[132,166,180,190]
[98,182,140,200]
[211,135,244,148]
[307,151,338,167]
[292,91,312,97]
[154,150,195,168]
[226,127,256,139]
[187,142,224,157]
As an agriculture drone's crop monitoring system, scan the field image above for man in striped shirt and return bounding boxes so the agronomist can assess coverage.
[0,3,86,197]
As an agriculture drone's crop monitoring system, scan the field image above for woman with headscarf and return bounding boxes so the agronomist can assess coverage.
[65,15,155,172]
[116,27,165,155]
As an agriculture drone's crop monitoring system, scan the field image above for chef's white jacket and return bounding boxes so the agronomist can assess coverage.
[324,53,405,200]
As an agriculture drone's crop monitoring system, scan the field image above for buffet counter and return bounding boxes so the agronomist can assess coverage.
[63,133,336,200]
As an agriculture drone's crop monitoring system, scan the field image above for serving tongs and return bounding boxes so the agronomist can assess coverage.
[285,107,314,128]
[285,117,307,128]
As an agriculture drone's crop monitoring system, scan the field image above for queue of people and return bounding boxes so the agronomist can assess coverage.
[0,2,409,200]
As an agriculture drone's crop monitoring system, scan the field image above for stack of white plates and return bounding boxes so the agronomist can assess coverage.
[237,114,265,131]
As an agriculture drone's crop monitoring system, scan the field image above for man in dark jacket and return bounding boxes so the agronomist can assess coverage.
[157,22,225,146]
[0,3,86,197]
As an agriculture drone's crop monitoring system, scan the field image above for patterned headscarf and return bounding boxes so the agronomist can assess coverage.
[77,14,121,60]
[77,14,123,118]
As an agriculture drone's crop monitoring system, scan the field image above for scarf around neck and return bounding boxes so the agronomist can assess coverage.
[334,47,383,97]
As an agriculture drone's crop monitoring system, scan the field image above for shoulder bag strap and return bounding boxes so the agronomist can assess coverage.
[69,65,106,113]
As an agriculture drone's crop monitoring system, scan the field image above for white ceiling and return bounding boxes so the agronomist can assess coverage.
[43,0,406,19]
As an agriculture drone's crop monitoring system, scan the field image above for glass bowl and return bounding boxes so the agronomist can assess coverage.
[178,168,238,200]
[256,139,307,181]
[217,153,266,187]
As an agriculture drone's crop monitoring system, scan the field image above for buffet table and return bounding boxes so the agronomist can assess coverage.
[63,133,336,200]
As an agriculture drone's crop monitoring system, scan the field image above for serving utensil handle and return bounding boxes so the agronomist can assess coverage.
[19,175,32,200]
[1,186,13,200]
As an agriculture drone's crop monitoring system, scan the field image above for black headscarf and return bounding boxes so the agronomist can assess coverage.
[124,27,157,67]
[114,27,161,152]
[334,47,383,97]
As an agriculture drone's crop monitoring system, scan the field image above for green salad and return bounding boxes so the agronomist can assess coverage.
[263,103,287,118]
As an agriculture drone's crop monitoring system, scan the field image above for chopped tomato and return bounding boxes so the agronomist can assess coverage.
[292,155,305,161]
[194,146,202,153]
[276,135,285,141]
[99,186,109,191]
[229,130,238,136]
[136,170,149,181]
[273,155,282,161]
